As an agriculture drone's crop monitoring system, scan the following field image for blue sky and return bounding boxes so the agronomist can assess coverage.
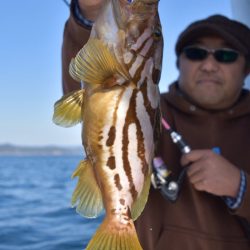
[0,0,232,146]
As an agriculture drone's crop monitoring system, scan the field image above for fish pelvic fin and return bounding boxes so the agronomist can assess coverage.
[86,216,142,250]
[71,159,104,218]
[131,169,151,221]
[53,89,84,128]
[69,38,129,86]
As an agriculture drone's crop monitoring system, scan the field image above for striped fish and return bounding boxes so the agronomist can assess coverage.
[53,0,163,249]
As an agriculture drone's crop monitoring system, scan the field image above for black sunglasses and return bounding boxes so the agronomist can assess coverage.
[182,46,240,63]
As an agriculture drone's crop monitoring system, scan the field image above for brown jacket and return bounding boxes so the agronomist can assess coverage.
[136,83,250,250]
[62,8,250,250]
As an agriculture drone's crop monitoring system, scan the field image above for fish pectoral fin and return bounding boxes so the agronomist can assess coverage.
[86,217,142,250]
[131,170,151,221]
[71,159,103,218]
[53,89,84,127]
[69,38,129,86]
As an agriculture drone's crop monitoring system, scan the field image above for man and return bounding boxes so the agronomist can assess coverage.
[62,1,250,249]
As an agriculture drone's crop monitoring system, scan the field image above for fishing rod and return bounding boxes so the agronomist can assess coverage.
[152,117,191,202]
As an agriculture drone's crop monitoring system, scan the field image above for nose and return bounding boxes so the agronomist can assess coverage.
[199,54,219,73]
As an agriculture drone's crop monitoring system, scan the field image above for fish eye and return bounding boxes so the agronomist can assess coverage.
[127,0,134,3]
[153,28,162,39]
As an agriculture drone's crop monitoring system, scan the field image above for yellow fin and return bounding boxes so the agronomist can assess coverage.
[69,38,129,85]
[53,89,84,128]
[131,170,151,221]
[71,159,103,218]
[86,217,142,250]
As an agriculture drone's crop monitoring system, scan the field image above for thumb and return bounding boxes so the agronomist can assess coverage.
[180,149,206,166]
[180,152,192,167]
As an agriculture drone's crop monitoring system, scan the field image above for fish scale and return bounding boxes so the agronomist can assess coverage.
[53,0,163,249]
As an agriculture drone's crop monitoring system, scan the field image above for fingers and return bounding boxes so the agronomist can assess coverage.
[186,163,209,192]
[180,149,212,166]
[180,149,217,193]
[180,149,241,196]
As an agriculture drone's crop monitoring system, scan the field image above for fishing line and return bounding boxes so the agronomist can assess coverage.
[161,118,191,154]
[62,0,70,7]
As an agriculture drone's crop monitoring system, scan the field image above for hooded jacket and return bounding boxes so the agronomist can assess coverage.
[135,82,250,250]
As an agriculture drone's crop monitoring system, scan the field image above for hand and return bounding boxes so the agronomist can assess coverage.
[180,149,241,198]
[78,0,104,21]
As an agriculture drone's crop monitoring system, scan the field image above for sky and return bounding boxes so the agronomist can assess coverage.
[0,0,236,146]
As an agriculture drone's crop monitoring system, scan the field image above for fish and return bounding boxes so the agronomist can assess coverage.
[53,0,163,249]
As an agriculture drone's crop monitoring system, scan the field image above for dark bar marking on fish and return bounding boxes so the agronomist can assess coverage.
[120,199,125,205]
[122,89,139,200]
[114,174,123,191]
[126,49,139,69]
[134,57,148,83]
[140,79,156,128]
[126,206,132,219]
[107,156,116,170]
[140,87,161,151]
[107,90,125,167]
[137,79,160,175]
[135,103,148,176]
[106,126,116,146]
[152,68,161,85]
[131,37,155,83]
[111,208,116,214]
[125,25,149,68]
[97,133,104,149]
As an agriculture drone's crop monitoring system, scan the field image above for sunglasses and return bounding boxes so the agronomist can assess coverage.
[182,46,240,63]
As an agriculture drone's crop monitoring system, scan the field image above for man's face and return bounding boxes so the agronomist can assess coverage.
[178,36,248,110]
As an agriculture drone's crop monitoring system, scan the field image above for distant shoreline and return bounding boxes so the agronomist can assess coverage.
[0,144,83,156]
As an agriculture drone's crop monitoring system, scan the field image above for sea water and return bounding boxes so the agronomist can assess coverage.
[0,156,102,250]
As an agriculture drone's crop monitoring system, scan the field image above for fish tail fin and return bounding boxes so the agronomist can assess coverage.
[86,217,143,250]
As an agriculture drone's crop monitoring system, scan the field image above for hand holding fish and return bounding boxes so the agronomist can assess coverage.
[181,149,241,198]
[78,0,104,21]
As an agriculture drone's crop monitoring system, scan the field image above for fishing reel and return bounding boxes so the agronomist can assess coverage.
[152,118,191,202]
[151,157,187,202]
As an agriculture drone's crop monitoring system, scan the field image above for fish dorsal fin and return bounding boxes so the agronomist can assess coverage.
[69,38,129,86]
[131,169,151,221]
[53,89,84,128]
[71,159,104,218]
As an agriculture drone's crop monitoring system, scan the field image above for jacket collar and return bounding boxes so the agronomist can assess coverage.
[162,81,250,120]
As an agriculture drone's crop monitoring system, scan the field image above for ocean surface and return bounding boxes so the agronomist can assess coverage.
[0,156,103,250]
